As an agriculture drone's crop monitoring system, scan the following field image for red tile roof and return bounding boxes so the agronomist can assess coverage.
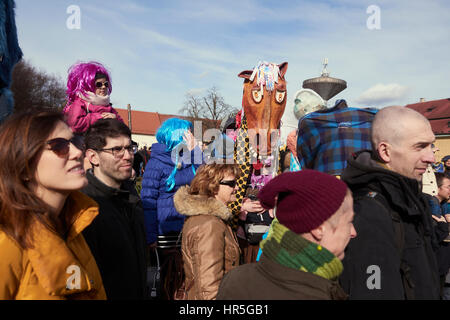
[116,108,191,136]
[116,108,220,136]
[405,98,450,135]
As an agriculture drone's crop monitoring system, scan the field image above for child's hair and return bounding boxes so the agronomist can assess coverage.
[156,118,192,151]
[436,172,450,188]
[156,118,195,191]
[65,61,112,107]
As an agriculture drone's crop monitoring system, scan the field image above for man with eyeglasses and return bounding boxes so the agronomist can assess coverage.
[81,118,147,300]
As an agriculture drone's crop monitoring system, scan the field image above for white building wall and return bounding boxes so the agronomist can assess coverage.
[132,134,157,148]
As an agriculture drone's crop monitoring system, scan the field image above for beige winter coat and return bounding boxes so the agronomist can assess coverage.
[174,186,240,300]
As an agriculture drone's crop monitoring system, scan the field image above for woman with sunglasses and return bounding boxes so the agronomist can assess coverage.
[62,61,123,134]
[0,111,106,299]
[173,163,241,300]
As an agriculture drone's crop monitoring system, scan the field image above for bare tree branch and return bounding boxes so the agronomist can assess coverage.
[10,60,66,113]
[179,92,203,119]
[180,86,239,130]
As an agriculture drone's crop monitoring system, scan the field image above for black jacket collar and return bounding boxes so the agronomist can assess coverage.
[343,150,425,217]
[84,169,139,203]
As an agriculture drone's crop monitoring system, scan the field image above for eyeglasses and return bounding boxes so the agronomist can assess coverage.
[219,180,237,188]
[96,145,138,158]
[46,136,85,157]
[95,81,109,88]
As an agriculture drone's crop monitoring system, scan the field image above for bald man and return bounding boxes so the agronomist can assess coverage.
[339,106,441,299]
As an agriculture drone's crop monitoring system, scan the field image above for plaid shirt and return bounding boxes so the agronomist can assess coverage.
[297,100,378,176]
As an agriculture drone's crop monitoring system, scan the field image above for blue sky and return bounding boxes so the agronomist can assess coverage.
[14,0,450,116]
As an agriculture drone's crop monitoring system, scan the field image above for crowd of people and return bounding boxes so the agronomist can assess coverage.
[0,60,449,301]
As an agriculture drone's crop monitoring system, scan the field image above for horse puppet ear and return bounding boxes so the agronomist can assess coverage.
[278,62,288,79]
[238,70,253,79]
[239,62,288,80]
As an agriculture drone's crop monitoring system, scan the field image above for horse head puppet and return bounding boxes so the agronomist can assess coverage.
[238,61,288,156]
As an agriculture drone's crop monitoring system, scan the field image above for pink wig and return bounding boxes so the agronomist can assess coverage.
[65,61,112,106]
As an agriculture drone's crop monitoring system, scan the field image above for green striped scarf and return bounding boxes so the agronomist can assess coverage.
[260,219,343,280]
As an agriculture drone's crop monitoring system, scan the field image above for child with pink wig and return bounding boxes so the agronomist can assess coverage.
[63,61,123,133]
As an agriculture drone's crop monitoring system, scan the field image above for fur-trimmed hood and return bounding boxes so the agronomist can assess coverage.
[174,186,232,221]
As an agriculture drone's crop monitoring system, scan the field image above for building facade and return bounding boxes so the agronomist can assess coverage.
[406,98,450,161]
[116,108,221,149]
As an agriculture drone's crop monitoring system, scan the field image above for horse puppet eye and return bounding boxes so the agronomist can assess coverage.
[251,89,263,103]
[275,90,286,103]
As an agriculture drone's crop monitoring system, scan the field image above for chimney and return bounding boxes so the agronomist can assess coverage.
[419,98,426,103]
[127,104,132,132]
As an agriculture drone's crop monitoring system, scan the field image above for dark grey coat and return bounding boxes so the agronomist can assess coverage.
[339,151,441,300]
[217,254,348,300]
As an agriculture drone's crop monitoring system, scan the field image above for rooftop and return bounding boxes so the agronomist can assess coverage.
[405,98,450,135]
[116,108,220,136]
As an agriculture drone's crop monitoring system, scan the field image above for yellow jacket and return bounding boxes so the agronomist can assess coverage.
[0,191,106,300]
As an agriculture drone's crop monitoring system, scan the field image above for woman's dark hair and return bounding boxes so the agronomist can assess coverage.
[436,172,450,188]
[84,118,131,151]
[0,111,68,248]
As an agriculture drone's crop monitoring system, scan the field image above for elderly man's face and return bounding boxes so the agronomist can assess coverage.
[320,191,356,260]
[386,119,435,181]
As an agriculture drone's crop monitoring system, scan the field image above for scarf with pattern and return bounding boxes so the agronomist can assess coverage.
[260,219,343,280]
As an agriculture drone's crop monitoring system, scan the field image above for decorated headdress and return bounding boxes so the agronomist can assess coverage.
[249,61,281,97]
[65,61,112,107]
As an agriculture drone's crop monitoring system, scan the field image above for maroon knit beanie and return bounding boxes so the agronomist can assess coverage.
[257,170,348,234]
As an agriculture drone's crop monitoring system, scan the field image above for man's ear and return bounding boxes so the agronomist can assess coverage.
[377,142,391,163]
[85,149,100,167]
[310,224,325,242]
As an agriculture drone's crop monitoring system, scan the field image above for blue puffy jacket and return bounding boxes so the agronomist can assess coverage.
[141,143,202,244]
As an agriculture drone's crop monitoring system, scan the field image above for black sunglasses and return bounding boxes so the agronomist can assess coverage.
[46,136,85,157]
[95,81,109,88]
[219,180,237,188]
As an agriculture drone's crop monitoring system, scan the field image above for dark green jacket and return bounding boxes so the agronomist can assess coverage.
[217,254,348,300]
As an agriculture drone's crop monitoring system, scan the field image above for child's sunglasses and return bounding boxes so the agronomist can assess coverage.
[95,81,109,88]
[46,136,85,157]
